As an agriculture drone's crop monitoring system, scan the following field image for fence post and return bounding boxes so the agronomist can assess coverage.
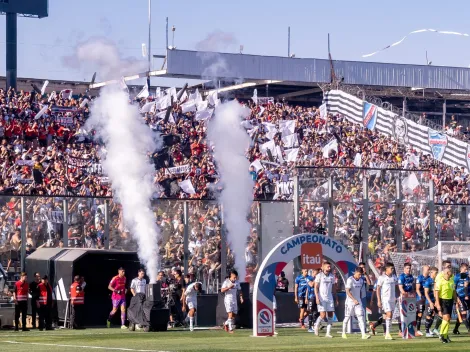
[257,202,262,262]
[220,204,227,283]
[362,176,369,261]
[20,197,26,272]
[104,199,110,250]
[63,198,69,248]
[395,176,403,252]
[293,175,300,235]
[327,174,334,238]
[183,201,189,275]
[428,180,436,247]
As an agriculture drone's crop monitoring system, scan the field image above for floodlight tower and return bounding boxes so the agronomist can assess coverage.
[0,1,49,90]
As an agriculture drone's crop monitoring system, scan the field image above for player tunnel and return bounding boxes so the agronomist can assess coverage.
[26,249,141,326]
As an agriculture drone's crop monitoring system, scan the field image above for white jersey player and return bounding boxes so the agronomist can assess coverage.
[342,267,371,340]
[221,270,243,333]
[377,262,398,340]
[314,261,338,338]
[182,282,202,331]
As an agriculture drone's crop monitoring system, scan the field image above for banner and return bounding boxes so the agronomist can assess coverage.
[274,180,294,200]
[319,103,327,120]
[55,116,74,126]
[16,160,35,166]
[87,163,103,175]
[165,164,190,176]
[178,179,196,194]
[67,155,92,168]
[52,106,77,115]
[324,90,470,171]
[362,102,378,130]
[322,139,338,158]
[257,97,274,105]
[399,293,417,339]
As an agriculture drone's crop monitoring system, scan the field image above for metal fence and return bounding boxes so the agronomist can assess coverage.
[2,167,469,290]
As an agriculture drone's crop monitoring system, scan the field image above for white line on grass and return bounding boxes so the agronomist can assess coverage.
[1,341,173,352]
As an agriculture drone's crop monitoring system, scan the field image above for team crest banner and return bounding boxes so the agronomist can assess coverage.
[428,129,448,161]
[399,293,417,339]
[362,102,378,130]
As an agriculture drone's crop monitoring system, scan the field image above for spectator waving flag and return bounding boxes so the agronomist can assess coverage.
[35,105,49,120]
[40,80,49,95]
[136,82,149,99]
[48,91,57,102]
[322,139,338,158]
[60,89,73,100]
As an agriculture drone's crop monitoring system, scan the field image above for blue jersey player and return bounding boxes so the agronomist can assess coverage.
[306,269,320,333]
[398,262,415,335]
[295,269,311,328]
[415,265,430,336]
[453,263,470,334]
[423,267,439,337]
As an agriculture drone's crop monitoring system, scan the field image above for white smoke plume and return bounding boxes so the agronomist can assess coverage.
[208,101,253,281]
[62,37,147,80]
[87,86,160,282]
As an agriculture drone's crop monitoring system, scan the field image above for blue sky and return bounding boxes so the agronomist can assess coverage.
[1,0,469,85]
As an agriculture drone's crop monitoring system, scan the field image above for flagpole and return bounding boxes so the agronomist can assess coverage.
[147,0,152,89]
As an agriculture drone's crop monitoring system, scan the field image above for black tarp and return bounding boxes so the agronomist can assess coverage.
[128,293,147,326]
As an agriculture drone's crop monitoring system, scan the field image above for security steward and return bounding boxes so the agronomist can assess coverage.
[70,275,86,329]
[29,272,41,329]
[37,275,53,331]
[13,272,30,331]
[434,260,456,344]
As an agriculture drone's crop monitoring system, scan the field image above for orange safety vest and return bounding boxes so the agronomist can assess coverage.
[15,280,29,301]
[70,282,85,305]
[38,283,52,305]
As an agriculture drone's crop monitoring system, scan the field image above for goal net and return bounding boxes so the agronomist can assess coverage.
[390,241,470,277]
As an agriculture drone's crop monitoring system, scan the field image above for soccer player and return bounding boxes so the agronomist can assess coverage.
[107,267,127,329]
[398,262,415,336]
[453,263,470,334]
[294,268,310,329]
[306,268,320,333]
[314,261,338,338]
[415,265,430,336]
[369,269,386,336]
[434,260,456,343]
[358,262,371,332]
[182,281,202,331]
[377,262,398,340]
[221,270,243,333]
[423,267,440,337]
[342,267,371,340]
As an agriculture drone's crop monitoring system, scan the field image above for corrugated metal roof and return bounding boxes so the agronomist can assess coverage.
[167,50,470,90]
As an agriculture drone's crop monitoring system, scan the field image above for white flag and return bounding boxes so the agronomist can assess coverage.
[403,172,420,194]
[141,43,147,58]
[60,89,73,100]
[165,87,177,100]
[35,105,48,120]
[189,89,202,102]
[140,101,155,113]
[408,153,420,168]
[279,120,296,137]
[250,159,263,172]
[322,139,338,158]
[319,103,327,120]
[179,179,196,194]
[285,148,299,162]
[181,101,197,113]
[252,89,258,105]
[48,91,57,102]
[282,133,299,148]
[136,82,149,99]
[353,153,362,167]
[196,100,208,111]
[156,87,162,98]
[195,109,213,121]
[80,98,89,108]
[41,80,49,95]
[159,94,172,110]
[260,140,276,155]
[207,90,218,106]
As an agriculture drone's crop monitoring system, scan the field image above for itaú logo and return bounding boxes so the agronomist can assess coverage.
[301,243,323,269]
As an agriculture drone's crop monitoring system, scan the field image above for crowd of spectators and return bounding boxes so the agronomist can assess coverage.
[1,83,470,284]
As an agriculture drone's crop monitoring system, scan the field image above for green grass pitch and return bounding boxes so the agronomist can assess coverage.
[0,326,469,352]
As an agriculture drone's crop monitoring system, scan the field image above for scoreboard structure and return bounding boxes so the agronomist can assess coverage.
[0,0,49,89]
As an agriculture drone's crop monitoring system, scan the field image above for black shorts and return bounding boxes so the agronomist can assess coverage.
[457,297,469,313]
[439,298,454,316]
[425,303,438,317]
[297,298,307,309]
[307,298,317,313]
[416,298,426,314]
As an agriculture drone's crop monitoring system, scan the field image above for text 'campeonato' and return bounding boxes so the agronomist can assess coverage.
[280,235,343,255]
